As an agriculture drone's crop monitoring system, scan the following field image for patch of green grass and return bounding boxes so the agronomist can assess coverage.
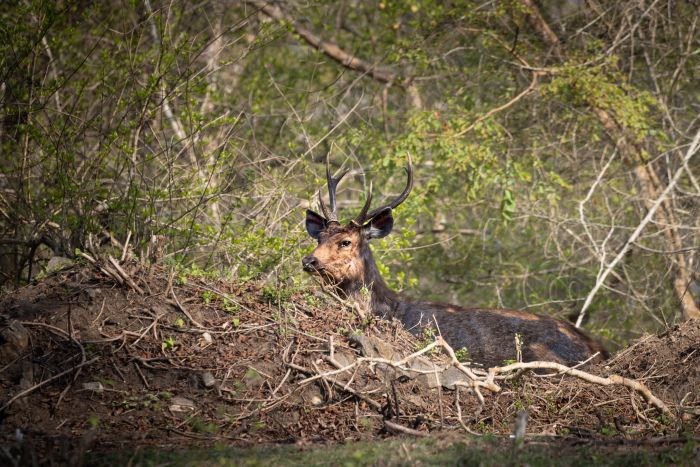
[262,285,295,305]
[86,435,699,466]
[303,292,322,307]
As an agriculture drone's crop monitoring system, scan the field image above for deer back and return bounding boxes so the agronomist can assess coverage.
[398,301,607,367]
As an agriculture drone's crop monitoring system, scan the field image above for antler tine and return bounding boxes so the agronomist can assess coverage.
[322,153,349,223]
[318,190,332,219]
[352,181,373,226]
[365,153,414,220]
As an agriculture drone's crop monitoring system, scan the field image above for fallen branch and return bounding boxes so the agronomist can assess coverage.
[167,271,205,328]
[384,419,428,437]
[108,256,144,295]
[78,251,140,294]
[486,361,671,415]
[435,336,497,403]
[296,340,443,386]
[295,328,673,425]
[0,357,100,413]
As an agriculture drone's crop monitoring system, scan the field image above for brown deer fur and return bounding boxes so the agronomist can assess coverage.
[303,157,607,368]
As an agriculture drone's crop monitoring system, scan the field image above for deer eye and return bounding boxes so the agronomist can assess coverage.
[339,240,352,248]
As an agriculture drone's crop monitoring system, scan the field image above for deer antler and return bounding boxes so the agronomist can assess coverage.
[354,153,413,225]
[351,181,373,226]
[318,153,349,223]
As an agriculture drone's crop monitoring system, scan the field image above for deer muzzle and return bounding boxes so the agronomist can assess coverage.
[302,255,323,273]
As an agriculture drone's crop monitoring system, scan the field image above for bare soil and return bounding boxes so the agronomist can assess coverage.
[0,262,698,464]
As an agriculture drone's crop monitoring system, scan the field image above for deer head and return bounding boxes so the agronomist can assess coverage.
[302,154,413,289]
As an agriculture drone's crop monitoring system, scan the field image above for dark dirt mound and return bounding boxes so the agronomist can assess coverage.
[606,320,700,409]
[0,261,698,464]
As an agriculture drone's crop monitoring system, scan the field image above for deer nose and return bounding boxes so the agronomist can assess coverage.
[302,255,320,272]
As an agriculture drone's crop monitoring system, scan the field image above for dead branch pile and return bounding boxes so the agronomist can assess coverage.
[0,257,698,458]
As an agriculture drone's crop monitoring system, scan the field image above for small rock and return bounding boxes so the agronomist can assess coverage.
[332,349,357,368]
[201,372,216,388]
[349,335,400,360]
[169,396,196,415]
[202,332,212,344]
[298,384,323,406]
[188,373,200,388]
[414,360,446,389]
[151,304,171,315]
[310,395,323,406]
[82,382,104,393]
[438,365,468,390]
[45,256,73,274]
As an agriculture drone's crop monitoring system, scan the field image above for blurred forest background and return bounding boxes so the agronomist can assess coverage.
[2,0,700,348]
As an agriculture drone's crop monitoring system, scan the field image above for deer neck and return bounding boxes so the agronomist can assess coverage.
[338,246,402,320]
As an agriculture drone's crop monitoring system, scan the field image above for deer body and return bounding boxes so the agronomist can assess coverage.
[303,155,606,368]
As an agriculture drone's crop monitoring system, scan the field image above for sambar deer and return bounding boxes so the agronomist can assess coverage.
[302,155,607,368]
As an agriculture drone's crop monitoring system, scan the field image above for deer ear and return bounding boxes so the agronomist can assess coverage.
[363,207,394,239]
[306,209,327,239]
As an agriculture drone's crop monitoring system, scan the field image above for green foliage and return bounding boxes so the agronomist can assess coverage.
[161,336,176,351]
[87,414,100,429]
[230,225,306,283]
[244,368,260,383]
[1,0,697,345]
[188,416,218,434]
[201,290,214,305]
[262,284,296,306]
[112,392,170,412]
[454,347,470,362]
[223,298,239,314]
[544,57,661,143]
[415,327,438,353]
[158,391,173,400]
[303,292,323,307]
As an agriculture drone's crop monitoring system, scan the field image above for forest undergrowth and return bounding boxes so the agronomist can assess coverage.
[0,255,698,464]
